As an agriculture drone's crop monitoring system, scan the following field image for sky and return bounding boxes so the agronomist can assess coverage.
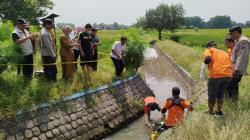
[51,0,250,26]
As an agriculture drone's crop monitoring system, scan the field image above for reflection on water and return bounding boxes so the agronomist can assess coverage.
[105,48,188,140]
[144,48,158,59]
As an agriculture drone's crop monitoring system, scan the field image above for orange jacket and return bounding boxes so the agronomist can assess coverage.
[144,96,156,106]
[228,48,233,57]
[204,48,233,78]
[163,97,190,126]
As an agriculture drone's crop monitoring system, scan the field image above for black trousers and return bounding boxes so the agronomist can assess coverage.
[42,56,57,81]
[20,54,33,78]
[208,77,232,104]
[92,48,98,71]
[227,75,242,101]
[111,57,124,77]
[74,49,80,69]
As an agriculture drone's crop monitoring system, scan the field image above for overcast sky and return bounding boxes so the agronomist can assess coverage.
[51,0,250,26]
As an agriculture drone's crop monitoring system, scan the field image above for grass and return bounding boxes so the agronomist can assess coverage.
[163,28,250,50]
[145,29,250,140]
[0,24,136,119]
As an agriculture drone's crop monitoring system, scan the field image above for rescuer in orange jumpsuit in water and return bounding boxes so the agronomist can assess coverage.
[161,87,193,129]
[144,95,161,126]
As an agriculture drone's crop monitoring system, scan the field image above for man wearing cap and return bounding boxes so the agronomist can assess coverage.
[228,26,250,101]
[40,19,57,81]
[200,41,233,117]
[12,18,34,79]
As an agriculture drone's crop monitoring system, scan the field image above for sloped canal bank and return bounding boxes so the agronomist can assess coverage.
[105,47,191,140]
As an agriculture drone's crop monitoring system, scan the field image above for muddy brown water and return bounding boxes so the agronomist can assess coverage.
[104,47,189,140]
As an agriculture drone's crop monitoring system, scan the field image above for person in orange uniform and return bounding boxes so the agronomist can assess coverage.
[225,36,235,57]
[144,95,161,126]
[161,87,193,129]
[224,36,236,100]
[200,41,233,117]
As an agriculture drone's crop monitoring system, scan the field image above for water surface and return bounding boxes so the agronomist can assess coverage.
[105,47,188,140]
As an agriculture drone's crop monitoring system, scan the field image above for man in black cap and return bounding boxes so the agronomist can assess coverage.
[228,26,250,101]
[12,18,35,79]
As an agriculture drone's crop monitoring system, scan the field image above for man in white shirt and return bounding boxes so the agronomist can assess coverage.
[12,18,34,79]
[110,36,127,77]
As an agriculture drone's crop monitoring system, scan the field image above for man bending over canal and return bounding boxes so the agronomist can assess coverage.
[144,95,161,126]
[200,41,232,117]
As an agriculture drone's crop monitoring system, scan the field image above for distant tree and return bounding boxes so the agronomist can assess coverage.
[142,3,185,40]
[185,16,206,28]
[208,15,233,29]
[93,23,98,28]
[112,22,119,29]
[135,17,146,28]
[56,23,75,29]
[93,22,128,30]
[246,21,250,27]
[0,0,54,24]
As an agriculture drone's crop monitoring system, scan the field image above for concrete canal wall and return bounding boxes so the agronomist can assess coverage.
[1,75,153,140]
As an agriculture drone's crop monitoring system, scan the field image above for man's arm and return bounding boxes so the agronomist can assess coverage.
[12,33,33,45]
[156,104,161,112]
[234,41,250,74]
[182,100,193,111]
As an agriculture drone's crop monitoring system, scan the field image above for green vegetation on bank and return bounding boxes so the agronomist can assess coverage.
[145,29,250,140]
[0,22,146,119]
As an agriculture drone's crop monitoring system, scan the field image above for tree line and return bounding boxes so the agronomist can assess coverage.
[56,22,128,30]
[184,16,250,29]
[135,3,250,40]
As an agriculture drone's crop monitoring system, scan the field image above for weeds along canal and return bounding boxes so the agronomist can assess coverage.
[105,47,189,140]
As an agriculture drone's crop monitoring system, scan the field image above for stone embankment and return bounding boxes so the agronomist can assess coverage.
[1,75,153,140]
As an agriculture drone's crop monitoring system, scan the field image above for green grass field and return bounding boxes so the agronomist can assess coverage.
[145,29,250,140]
[163,28,250,50]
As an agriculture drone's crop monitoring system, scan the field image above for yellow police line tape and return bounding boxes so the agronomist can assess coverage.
[0,59,112,66]
[0,52,112,66]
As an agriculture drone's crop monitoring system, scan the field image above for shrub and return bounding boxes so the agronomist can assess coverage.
[170,34,180,42]
[0,21,23,73]
[194,27,199,32]
[120,28,147,71]
[0,21,14,41]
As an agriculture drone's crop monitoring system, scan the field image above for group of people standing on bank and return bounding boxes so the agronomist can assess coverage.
[200,26,250,116]
[12,18,127,82]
